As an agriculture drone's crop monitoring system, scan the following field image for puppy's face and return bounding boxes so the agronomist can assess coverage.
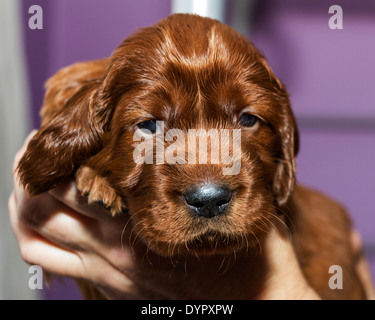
[102,15,299,256]
[18,14,299,257]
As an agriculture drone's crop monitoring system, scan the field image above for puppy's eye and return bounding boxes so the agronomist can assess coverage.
[137,120,157,134]
[239,113,259,128]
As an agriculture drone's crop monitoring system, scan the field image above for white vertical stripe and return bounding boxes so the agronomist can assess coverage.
[171,0,259,38]
[230,0,258,37]
[171,0,226,22]
[0,0,37,299]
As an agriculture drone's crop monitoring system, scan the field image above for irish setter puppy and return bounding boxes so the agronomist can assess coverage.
[17,14,365,299]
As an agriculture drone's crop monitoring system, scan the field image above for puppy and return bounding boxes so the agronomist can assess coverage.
[17,14,366,299]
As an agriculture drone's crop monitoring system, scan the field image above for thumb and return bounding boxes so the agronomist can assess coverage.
[259,219,321,300]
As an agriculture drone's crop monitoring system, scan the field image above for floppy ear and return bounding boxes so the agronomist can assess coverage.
[17,59,112,195]
[273,103,299,206]
[258,55,300,206]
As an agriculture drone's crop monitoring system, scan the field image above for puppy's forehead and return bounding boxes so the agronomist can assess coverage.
[114,15,258,84]
[160,25,230,67]
[113,15,282,126]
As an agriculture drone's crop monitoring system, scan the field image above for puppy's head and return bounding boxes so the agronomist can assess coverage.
[18,14,299,257]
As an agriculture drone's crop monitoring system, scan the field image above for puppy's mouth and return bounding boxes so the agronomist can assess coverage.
[184,231,241,255]
[151,230,250,257]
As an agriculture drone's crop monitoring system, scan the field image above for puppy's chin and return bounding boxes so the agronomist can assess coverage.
[143,231,261,257]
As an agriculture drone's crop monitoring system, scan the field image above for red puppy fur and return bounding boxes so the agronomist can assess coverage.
[17,14,365,299]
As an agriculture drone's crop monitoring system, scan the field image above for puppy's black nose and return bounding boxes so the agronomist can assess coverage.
[184,184,232,218]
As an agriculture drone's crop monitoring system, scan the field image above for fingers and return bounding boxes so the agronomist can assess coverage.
[48,179,114,221]
[10,192,132,296]
[9,191,85,278]
[10,183,98,252]
[9,179,133,293]
[260,219,321,300]
[263,222,303,280]
[356,256,375,300]
[11,163,131,266]
[350,229,363,262]
[350,230,375,300]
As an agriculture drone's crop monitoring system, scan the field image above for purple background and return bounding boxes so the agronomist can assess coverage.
[21,0,374,299]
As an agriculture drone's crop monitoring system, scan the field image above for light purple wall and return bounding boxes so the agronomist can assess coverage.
[252,0,375,119]
[22,0,374,299]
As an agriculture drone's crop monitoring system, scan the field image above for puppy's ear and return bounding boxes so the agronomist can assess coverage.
[17,60,112,195]
[258,56,300,206]
[273,104,299,206]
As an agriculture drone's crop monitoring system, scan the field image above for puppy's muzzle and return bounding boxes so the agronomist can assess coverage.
[184,184,233,218]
